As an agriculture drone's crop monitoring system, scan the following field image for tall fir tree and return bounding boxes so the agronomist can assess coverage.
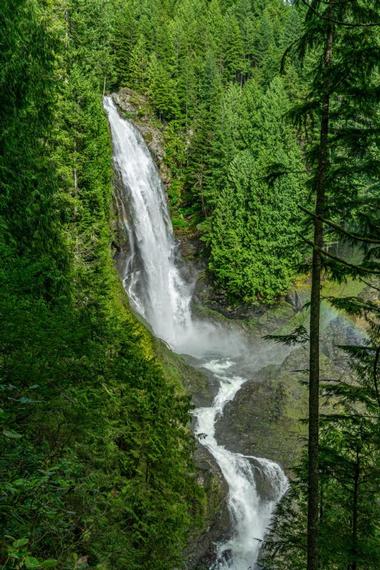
[267,2,380,567]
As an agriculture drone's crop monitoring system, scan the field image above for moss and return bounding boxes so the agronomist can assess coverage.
[321,276,366,300]
[154,338,201,394]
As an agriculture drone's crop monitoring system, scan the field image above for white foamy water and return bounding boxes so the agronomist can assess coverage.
[104,96,288,569]
[194,359,288,569]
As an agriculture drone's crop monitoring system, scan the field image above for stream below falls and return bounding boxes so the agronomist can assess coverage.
[104,96,290,570]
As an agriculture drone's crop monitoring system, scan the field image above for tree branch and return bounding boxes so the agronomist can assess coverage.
[359,277,380,293]
[299,205,380,244]
[300,0,380,28]
[374,346,380,408]
[299,235,380,275]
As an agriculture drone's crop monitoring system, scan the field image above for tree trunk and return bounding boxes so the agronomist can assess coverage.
[349,451,360,570]
[307,7,334,570]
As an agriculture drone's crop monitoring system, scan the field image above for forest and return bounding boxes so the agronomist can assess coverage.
[0,1,379,570]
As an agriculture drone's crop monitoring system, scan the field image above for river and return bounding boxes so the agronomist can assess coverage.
[104,96,289,570]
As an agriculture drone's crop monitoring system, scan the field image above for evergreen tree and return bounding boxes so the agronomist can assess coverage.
[0,2,202,568]
[222,14,246,84]
[262,314,380,569]
[264,2,380,567]
[206,77,306,302]
[148,52,180,121]
[129,34,149,90]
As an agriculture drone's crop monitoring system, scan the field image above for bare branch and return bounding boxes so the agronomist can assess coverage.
[374,346,380,408]
[299,235,380,275]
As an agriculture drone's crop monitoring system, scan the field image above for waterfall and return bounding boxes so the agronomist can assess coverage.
[104,96,288,570]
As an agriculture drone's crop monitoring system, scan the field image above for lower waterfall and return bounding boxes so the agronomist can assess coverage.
[104,96,288,569]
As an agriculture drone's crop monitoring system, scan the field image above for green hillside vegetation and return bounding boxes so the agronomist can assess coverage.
[113,0,308,302]
[0,2,201,568]
[1,1,379,569]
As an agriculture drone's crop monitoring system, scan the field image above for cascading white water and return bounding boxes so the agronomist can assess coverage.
[194,360,288,569]
[104,96,288,569]
[104,97,193,345]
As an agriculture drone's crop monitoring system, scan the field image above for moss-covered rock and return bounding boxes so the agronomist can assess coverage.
[184,445,230,570]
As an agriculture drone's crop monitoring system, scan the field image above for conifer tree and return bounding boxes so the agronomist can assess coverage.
[262,310,380,570]
[205,77,306,302]
[148,53,180,121]
[129,34,149,90]
[1,3,202,567]
[273,2,380,568]
[222,14,246,84]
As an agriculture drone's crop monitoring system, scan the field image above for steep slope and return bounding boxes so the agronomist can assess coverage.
[0,3,202,568]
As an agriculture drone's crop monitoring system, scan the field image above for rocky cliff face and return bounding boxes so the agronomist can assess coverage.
[113,89,170,183]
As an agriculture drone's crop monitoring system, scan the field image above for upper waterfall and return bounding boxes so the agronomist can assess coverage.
[104,96,193,346]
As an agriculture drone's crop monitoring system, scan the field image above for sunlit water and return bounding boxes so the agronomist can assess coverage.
[104,96,289,569]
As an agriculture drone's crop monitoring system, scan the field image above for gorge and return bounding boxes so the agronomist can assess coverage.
[2,2,379,569]
[104,96,289,569]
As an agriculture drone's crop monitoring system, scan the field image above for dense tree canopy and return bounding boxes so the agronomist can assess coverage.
[0,2,201,568]
[1,1,379,569]
[112,0,308,302]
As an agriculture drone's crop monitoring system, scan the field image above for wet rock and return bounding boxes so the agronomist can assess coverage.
[321,311,365,367]
[184,445,230,570]
[214,358,308,476]
[111,89,171,185]
[111,172,130,277]
[178,232,202,260]
[212,304,359,480]
[285,289,304,312]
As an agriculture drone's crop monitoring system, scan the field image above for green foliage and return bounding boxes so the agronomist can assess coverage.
[284,0,380,281]
[206,78,306,302]
[148,53,180,121]
[0,1,201,568]
[111,0,306,302]
[262,323,380,569]
[261,2,380,567]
